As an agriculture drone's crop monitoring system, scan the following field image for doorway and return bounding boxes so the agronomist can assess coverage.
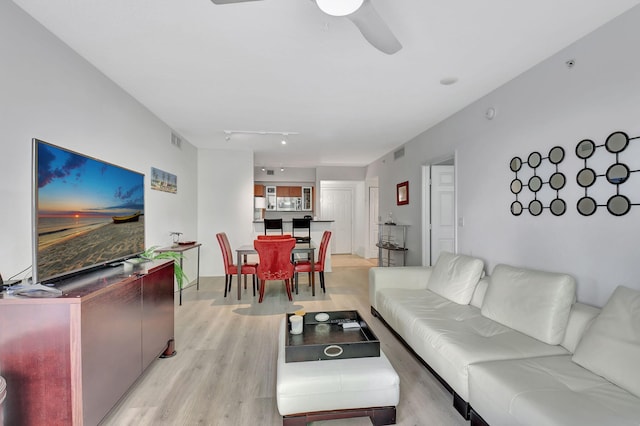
[321,187,353,254]
[422,158,456,266]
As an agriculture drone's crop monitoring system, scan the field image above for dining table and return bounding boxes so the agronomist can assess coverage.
[235,241,316,300]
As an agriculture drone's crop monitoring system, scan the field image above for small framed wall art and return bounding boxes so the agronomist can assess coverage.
[151,167,177,194]
[397,181,409,205]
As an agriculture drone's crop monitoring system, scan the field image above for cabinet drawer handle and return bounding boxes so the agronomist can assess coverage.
[324,345,343,357]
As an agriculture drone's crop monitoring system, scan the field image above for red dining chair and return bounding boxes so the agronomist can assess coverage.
[256,234,292,240]
[254,238,296,303]
[294,231,331,294]
[216,232,258,297]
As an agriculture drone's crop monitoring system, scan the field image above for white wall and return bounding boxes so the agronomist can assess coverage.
[0,1,199,281]
[254,166,316,182]
[198,149,254,276]
[366,6,640,307]
[316,166,367,182]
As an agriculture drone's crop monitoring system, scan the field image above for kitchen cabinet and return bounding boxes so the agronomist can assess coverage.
[302,186,313,211]
[256,184,314,212]
[266,186,277,211]
[276,186,302,197]
[276,186,290,197]
[289,186,302,197]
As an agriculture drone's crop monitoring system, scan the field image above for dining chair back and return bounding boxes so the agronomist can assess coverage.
[264,218,284,235]
[256,234,292,240]
[294,230,332,294]
[216,232,258,297]
[292,218,311,243]
[254,237,295,303]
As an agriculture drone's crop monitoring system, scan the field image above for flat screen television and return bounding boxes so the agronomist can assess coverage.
[32,139,145,284]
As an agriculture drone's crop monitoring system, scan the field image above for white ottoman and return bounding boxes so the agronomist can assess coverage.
[276,319,400,425]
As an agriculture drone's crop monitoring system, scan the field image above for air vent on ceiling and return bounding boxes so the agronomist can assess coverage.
[266,170,275,176]
[171,132,182,149]
[394,147,405,160]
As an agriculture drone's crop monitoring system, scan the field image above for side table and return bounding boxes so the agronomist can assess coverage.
[156,243,202,305]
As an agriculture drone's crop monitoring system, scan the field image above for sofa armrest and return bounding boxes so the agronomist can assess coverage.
[369,266,432,309]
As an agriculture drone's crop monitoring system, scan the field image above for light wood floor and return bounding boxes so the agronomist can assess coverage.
[100,255,468,426]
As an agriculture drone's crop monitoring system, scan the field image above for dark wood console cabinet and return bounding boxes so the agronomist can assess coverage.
[0,260,175,426]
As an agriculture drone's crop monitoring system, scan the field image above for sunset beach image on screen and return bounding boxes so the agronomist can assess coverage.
[33,140,145,283]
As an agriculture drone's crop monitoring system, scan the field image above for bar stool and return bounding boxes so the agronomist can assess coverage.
[264,218,283,235]
[292,218,311,243]
[292,217,311,261]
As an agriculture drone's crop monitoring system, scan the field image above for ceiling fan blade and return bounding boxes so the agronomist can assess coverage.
[210,0,262,4]
[347,0,402,55]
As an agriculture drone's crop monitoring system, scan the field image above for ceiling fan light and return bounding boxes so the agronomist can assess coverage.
[316,0,364,17]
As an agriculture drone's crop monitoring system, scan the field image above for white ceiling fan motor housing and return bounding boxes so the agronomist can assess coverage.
[316,0,364,17]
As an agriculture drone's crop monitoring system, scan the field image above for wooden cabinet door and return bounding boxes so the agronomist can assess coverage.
[276,186,290,197]
[289,186,302,197]
[254,184,265,197]
[82,277,142,426]
[142,262,174,369]
[0,302,76,425]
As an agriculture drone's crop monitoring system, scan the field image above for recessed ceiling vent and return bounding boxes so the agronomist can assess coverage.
[266,169,275,176]
[394,147,405,160]
[171,132,182,149]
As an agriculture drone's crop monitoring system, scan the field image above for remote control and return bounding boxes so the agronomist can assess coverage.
[342,322,361,329]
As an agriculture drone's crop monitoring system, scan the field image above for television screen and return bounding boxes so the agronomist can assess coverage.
[32,139,145,284]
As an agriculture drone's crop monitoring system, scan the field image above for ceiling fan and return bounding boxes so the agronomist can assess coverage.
[210,0,402,55]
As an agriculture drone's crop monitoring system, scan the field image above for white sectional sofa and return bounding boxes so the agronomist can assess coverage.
[369,252,640,425]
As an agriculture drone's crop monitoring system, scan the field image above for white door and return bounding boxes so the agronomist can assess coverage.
[322,188,353,254]
[368,187,379,258]
[430,165,455,264]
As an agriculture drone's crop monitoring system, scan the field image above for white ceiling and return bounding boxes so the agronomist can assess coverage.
[13,0,640,168]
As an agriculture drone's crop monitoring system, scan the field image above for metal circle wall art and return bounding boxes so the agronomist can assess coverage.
[575,130,640,216]
[510,145,566,216]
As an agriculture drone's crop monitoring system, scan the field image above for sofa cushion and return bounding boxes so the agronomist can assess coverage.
[468,355,640,426]
[481,264,576,345]
[375,287,568,401]
[470,277,489,309]
[560,302,601,353]
[426,251,484,305]
[572,285,640,399]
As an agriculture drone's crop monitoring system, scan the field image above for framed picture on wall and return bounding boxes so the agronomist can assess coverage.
[397,181,409,205]
[151,167,177,194]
